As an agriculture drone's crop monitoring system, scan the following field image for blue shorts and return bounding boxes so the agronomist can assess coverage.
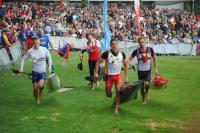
[138,70,151,82]
[32,71,46,83]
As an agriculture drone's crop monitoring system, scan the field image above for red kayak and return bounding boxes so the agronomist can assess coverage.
[114,80,144,104]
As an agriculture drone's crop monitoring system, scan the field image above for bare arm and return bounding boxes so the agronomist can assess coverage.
[95,58,104,77]
[99,47,102,57]
[46,51,52,74]
[129,54,135,62]
[79,48,87,60]
[152,55,158,75]
[123,59,128,81]
[128,54,135,70]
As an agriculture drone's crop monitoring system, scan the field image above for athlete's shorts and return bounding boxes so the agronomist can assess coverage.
[32,71,46,83]
[138,70,151,81]
[105,74,122,93]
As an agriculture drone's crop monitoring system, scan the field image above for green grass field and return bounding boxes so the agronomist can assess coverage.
[0,52,200,133]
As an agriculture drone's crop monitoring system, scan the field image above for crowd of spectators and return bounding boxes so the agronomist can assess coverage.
[0,1,200,48]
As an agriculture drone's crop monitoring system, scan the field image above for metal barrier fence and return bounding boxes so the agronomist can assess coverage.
[0,41,22,70]
[50,36,197,56]
[0,36,198,70]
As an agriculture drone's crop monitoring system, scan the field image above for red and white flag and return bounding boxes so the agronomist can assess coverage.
[134,0,141,34]
[0,0,2,6]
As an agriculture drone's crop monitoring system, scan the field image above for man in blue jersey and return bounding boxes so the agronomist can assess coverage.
[31,26,38,39]
[38,28,55,73]
[19,26,27,55]
[38,28,54,50]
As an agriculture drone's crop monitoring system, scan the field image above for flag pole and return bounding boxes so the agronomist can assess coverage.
[134,0,141,36]
[103,0,107,49]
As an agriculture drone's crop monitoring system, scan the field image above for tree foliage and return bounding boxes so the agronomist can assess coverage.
[195,0,200,14]
[81,0,87,8]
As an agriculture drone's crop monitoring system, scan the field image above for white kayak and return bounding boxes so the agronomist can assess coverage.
[47,73,61,93]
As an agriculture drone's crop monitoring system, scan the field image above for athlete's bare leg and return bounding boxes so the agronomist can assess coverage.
[33,83,39,104]
[144,81,150,104]
[38,80,45,105]
[114,83,122,114]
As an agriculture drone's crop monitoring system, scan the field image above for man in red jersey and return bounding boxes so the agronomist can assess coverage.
[79,33,102,90]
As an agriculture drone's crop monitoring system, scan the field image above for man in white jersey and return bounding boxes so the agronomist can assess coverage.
[95,39,128,114]
[129,37,158,104]
[20,37,52,105]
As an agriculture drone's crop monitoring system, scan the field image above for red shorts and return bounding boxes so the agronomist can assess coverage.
[105,74,122,92]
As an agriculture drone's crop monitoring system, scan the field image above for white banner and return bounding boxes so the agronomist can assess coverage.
[0,37,197,69]
[9,41,22,63]
[49,36,197,56]
[0,48,11,67]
